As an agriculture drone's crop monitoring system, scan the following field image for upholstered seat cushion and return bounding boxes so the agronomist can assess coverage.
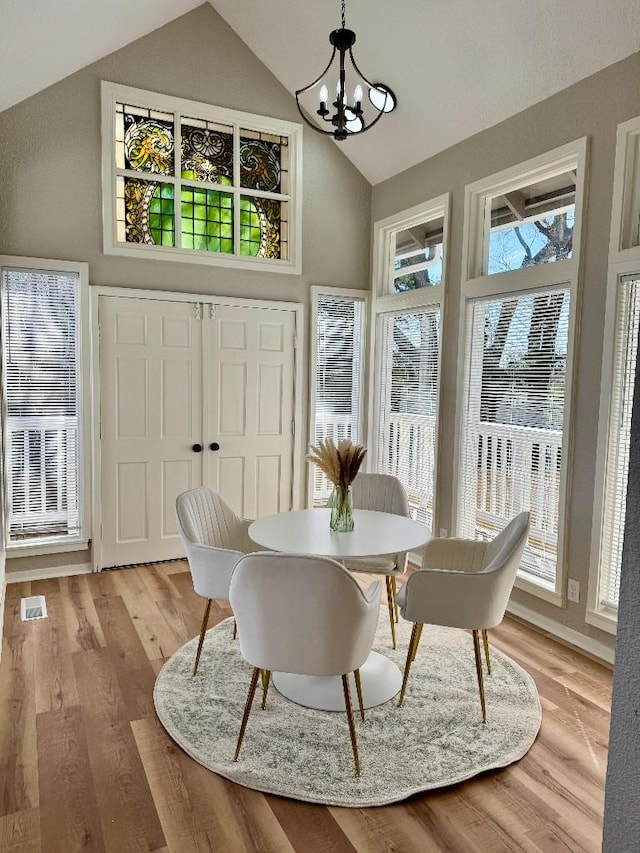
[342,556,399,574]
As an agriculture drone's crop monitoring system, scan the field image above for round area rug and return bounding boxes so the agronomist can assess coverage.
[154,614,541,807]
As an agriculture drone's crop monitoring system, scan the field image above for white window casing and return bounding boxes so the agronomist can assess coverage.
[101,82,303,274]
[0,257,90,554]
[371,195,449,535]
[457,138,588,604]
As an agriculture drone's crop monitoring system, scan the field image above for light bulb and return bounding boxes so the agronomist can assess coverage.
[353,84,363,104]
[319,85,328,105]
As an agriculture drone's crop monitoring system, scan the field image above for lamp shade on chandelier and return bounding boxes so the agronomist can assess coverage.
[295,0,397,141]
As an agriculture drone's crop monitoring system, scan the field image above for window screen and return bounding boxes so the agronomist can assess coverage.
[312,294,365,506]
[377,306,440,531]
[458,286,570,585]
[2,268,81,543]
[597,275,640,613]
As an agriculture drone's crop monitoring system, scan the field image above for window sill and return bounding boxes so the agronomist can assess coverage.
[7,539,89,559]
[514,574,563,606]
[585,607,618,635]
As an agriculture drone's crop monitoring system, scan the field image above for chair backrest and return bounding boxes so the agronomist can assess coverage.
[229,552,380,676]
[403,511,530,629]
[351,473,410,517]
[176,486,241,550]
[176,487,246,600]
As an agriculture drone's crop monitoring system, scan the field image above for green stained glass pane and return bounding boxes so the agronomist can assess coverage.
[181,119,233,184]
[180,184,233,254]
[221,224,232,239]
[240,135,282,192]
[221,239,234,253]
[123,109,174,175]
[240,226,250,240]
[123,177,174,246]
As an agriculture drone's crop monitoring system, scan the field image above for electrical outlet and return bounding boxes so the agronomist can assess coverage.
[439,528,448,538]
[568,578,580,602]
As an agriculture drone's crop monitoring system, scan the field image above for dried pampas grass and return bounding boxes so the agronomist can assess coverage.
[307,438,367,487]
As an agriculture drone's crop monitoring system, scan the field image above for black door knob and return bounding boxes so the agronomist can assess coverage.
[209,442,220,451]
[192,443,203,453]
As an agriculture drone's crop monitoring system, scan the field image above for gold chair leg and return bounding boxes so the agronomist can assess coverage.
[261,670,271,710]
[391,575,399,623]
[354,668,365,721]
[482,628,491,674]
[472,629,487,723]
[193,598,212,676]
[385,576,397,650]
[234,667,260,761]
[232,619,237,640]
[398,622,421,706]
[342,674,361,777]
[412,623,424,662]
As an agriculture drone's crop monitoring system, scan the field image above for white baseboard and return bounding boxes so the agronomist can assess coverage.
[507,599,615,666]
[6,563,93,584]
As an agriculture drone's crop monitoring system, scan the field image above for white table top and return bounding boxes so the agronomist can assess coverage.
[248,508,430,559]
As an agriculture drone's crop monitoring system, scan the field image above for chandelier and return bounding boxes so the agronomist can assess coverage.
[295,0,397,141]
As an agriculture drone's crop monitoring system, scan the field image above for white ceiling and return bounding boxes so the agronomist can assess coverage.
[2,1,640,184]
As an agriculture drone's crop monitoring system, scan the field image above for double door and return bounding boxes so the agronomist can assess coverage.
[99,295,296,568]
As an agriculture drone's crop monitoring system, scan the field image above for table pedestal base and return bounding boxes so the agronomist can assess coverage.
[272,651,402,712]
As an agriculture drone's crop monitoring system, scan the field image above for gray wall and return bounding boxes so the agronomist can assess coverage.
[373,50,640,650]
[0,4,372,574]
[602,331,640,850]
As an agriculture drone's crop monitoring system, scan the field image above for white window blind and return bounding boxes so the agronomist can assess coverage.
[312,294,364,506]
[1,268,81,543]
[459,286,570,585]
[597,275,640,613]
[378,307,440,531]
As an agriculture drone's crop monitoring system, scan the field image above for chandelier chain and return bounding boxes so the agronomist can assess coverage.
[341,0,346,29]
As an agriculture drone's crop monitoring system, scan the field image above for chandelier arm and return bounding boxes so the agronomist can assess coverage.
[294,46,338,97]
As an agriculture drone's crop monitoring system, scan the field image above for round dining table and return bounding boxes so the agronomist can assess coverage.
[248,507,430,712]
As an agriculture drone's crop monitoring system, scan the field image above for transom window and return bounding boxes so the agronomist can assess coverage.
[102,83,302,273]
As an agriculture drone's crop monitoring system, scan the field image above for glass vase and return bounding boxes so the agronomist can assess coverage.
[330,484,354,532]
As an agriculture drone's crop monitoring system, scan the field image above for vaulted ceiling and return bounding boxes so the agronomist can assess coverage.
[2,0,639,184]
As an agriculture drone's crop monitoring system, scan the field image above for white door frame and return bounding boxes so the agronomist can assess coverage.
[90,285,304,572]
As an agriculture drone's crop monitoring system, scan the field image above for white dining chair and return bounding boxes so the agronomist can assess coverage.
[340,472,411,649]
[229,551,381,776]
[176,486,256,676]
[396,511,530,721]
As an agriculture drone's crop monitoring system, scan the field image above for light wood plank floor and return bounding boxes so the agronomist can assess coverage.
[0,563,612,853]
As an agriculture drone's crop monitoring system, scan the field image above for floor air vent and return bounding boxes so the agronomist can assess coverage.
[20,595,48,622]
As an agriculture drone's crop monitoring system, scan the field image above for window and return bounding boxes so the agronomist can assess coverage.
[309,289,366,506]
[459,140,587,602]
[102,82,303,273]
[377,307,440,528]
[0,260,89,549]
[371,196,449,533]
[590,274,640,620]
[458,287,570,587]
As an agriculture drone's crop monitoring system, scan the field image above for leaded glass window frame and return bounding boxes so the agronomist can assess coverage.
[101,82,303,274]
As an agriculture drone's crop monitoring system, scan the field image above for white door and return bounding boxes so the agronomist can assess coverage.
[100,296,203,567]
[99,295,296,568]
[204,304,295,519]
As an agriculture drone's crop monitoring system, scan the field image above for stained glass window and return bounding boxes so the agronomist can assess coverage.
[106,85,300,270]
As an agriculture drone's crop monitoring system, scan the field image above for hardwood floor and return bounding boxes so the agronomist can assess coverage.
[0,563,611,853]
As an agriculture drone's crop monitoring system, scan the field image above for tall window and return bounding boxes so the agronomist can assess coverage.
[1,263,87,546]
[459,140,586,600]
[592,274,640,617]
[378,307,440,528]
[102,82,303,274]
[459,287,569,585]
[310,290,366,506]
[372,197,448,533]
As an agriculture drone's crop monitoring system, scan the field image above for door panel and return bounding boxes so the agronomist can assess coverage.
[100,297,203,567]
[204,306,295,520]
